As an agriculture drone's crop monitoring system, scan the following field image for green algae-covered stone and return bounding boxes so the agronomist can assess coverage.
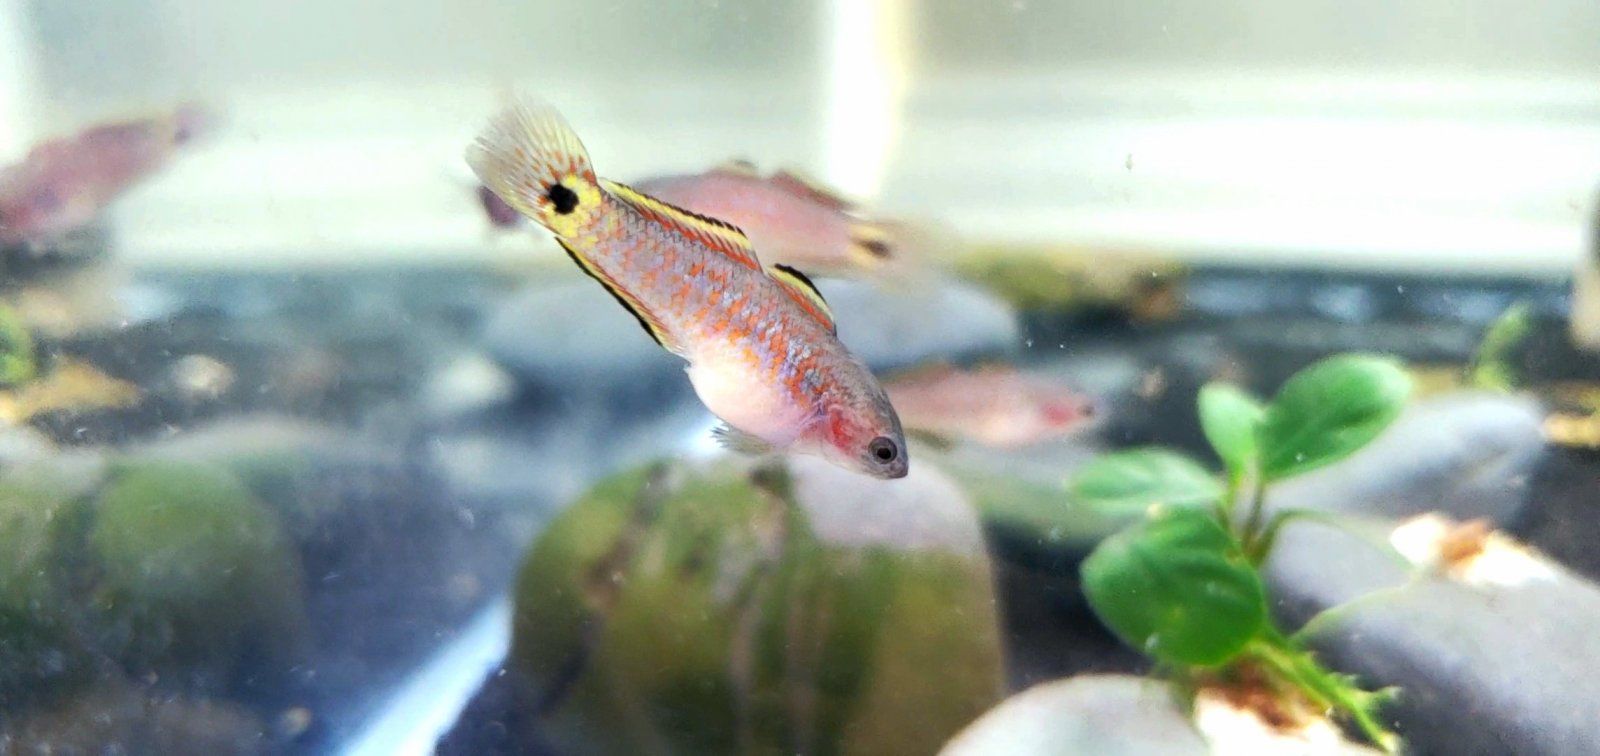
[0,679,267,754]
[0,478,91,700]
[512,455,1005,755]
[88,460,308,682]
[954,246,1186,321]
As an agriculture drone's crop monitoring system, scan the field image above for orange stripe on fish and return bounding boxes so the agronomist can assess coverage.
[555,238,677,351]
[602,179,763,271]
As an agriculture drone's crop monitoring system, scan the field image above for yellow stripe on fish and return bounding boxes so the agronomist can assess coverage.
[767,263,835,334]
[601,179,763,272]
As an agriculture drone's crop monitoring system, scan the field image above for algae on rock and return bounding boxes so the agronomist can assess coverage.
[510,456,1005,755]
[88,460,309,688]
[0,480,94,701]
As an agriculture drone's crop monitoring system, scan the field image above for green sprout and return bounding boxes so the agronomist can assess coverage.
[1467,302,1532,392]
[1069,353,1412,751]
[0,303,37,388]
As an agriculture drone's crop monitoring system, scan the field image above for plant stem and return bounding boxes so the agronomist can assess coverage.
[1217,473,1241,529]
[1241,475,1268,550]
[1248,634,1398,753]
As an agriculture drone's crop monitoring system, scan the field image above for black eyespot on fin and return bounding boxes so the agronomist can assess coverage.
[772,264,825,303]
[556,240,663,348]
[547,183,579,215]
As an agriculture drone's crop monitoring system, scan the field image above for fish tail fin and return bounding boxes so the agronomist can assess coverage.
[465,96,602,236]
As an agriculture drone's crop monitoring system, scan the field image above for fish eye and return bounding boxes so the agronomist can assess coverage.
[546,182,579,215]
[868,436,898,464]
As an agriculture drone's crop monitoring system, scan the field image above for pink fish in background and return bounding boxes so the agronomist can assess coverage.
[0,103,209,246]
[885,364,1100,449]
[476,160,940,279]
[634,162,914,278]
[477,183,524,229]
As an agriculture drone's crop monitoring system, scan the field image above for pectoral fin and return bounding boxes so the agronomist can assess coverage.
[712,423,774,456]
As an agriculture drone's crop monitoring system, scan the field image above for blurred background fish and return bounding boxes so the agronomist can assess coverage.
[885,363,1100,450]
[0,103,208,247]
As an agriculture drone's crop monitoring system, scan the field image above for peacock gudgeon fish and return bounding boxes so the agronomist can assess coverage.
[467,99,907,478]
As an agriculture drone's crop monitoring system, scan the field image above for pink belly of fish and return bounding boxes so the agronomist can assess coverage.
[686,336,814,446]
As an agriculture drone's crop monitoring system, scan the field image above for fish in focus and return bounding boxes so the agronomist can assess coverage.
[0,103,208,246]
[885,363,1099,449]
[476,160,936,279]
[466,99,907,479]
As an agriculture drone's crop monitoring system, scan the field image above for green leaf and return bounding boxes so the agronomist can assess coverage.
[0,303,36,387]
[1081,507,1266,666]
[1067,448,1222,515]
[1197,383,1264,477]
[1258,354,1412,480]
[1467,303,1532,392]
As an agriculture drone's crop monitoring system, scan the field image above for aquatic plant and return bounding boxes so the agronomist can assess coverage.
[1467,302,1533,391]
[1069,353,1412,750]
[0,303,37,388]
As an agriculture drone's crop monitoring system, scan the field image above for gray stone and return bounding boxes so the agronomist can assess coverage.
[480,279,692,401]
[1265,518,1600,755]
[1267,391,1546,523]
[416,351,516,420]
[820,277,1021,371]
[482,274,1021,397]
[940,675,1208,756]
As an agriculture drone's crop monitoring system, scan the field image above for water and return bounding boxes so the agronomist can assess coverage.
[2,1,1600,754]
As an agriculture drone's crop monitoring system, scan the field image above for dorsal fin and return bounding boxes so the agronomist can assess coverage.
[768,264,835,334]
[711,158,759,178]
[602,179,763,270]
[770,169,856,212]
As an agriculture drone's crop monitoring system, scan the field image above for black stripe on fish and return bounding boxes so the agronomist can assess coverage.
[556,239,667,349]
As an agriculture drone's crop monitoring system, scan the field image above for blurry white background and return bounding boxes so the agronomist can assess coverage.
[1,0,1596,273]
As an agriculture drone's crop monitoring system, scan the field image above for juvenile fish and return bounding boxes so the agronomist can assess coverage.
[0,104,207,246]
[467,99,907,478]
[886,364,1099,449]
